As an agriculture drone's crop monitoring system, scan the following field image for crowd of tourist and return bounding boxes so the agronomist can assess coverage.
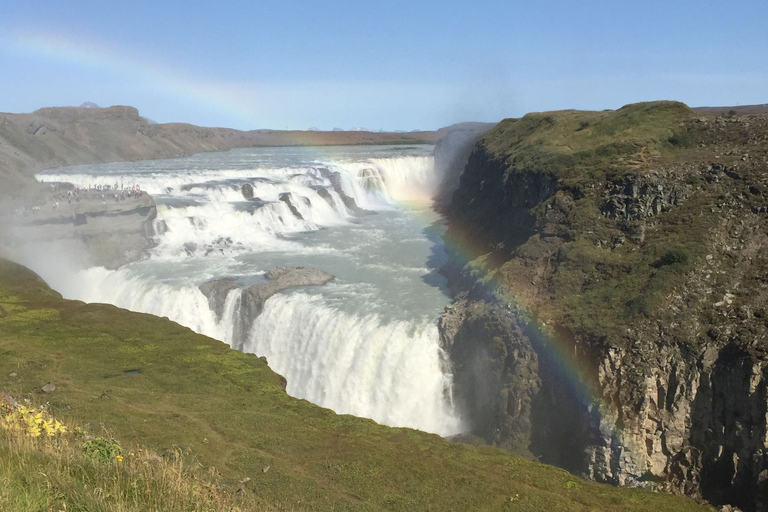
[46,182,144,209]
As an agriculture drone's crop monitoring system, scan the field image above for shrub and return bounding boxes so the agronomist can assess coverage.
[1,405,68,438]
[83,437,122,463]
[656,248,691,267]
[668,130,693,147]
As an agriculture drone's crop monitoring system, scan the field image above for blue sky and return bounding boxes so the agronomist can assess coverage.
[1,0,766,130]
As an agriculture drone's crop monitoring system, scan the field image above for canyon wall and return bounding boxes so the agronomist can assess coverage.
[439,102,768,511]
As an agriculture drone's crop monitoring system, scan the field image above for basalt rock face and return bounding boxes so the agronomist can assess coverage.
[439,102,768,510]
[439,295,541,455]
[602,172,690,222]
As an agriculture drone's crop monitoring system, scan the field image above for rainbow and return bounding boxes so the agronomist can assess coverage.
[3,30,262,127]
[428,208,648,478]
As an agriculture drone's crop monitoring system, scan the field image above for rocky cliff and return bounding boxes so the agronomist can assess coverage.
[439,101,768,511]
[432,122,494,206]
[0,183,157,269]
[200,266,334,350]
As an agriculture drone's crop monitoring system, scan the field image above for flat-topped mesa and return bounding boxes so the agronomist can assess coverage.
[199,266,334,350]
[32,105,143,122]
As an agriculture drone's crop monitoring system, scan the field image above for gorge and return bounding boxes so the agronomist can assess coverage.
[2,102,766,511]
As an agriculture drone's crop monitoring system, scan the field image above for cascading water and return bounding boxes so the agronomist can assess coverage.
[34,145,463,436]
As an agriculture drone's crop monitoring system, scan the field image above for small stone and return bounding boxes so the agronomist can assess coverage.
[42,382,56,393]
[1,393,18,407]
[9,372,17,377]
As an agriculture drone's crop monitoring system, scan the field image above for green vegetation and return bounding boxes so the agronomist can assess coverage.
[0,258,710,511]
[1,396,251,511]
[458,102,722,344]
[83,436,124,463]
[482,101,696,187]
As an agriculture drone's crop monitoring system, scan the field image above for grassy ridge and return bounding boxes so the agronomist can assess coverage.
[481,101,696,191]
[453,102,728,343]
[0,258,710,511]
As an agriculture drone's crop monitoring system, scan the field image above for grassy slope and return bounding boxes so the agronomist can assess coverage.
[482,101,694,185]
[0,413,253,512]
[0,258,710,511]
[462,102,736,343]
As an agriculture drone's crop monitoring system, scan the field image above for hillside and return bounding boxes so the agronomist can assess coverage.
[0,105,442,199]
[439,101,768,510]
[0,258,709,511]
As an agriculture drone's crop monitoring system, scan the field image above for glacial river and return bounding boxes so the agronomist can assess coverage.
[36,145,463,436]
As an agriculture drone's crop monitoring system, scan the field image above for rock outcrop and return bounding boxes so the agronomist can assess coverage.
[200,266,334,350]
[0,184,157,269]
[438,102,768,511]
[325,169,374,216]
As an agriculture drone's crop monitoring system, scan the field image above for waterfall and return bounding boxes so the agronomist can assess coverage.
[32,147,463,436]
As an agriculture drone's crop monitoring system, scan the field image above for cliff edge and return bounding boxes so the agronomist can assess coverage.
[440,101,768,511]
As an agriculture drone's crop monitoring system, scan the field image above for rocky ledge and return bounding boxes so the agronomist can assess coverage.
[0,183,157,269]
[200,266,334,350]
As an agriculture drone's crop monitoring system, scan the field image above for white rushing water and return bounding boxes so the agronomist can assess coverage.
[34,145,463,435]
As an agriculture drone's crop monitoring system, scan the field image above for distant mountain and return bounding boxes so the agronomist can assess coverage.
[307,127,319,131]
[79,102,100,108]
[693,103,768,115]
[332,127,344,132]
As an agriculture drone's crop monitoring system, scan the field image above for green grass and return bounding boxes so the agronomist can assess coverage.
[456,101,721,343]
[0,405,257,512]
[482,101,696,187]
[0,258,711,511]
